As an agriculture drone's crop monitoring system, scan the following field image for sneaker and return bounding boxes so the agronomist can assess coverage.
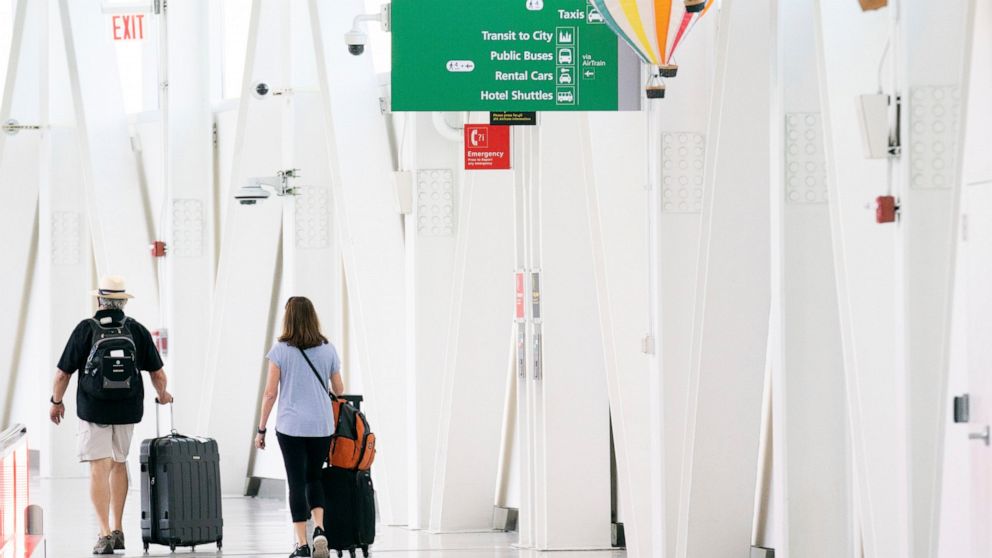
[290,543,312,557]
[312,526,329,558]
[92,535,114,555]
[110,530,125,550]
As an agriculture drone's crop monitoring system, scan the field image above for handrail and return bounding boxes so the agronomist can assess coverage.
[0,424,27,460]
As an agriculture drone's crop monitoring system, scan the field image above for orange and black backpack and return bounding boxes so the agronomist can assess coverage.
[298,347,377,471]
[328,399,376,471]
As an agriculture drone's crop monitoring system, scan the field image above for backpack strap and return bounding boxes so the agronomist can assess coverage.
[297,346,338,402]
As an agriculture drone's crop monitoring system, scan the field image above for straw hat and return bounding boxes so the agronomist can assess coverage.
[91,276,135,299]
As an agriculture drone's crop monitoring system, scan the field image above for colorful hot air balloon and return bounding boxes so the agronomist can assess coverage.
[589,0,716,98]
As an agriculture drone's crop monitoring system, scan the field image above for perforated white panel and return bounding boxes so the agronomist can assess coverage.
[171,199,205,257]
[785,113,827,204]
[417,169,455,237]
[661,132,705,214]
[51,212,81,266]
[910,85,960,190]
[294,187,331,249]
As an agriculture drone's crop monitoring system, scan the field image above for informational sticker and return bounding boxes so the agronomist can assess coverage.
[515,271,526,320]
[491,111,538,126]
[517,323,527,378]
[464,124,511,170]
[532,326,543,380]
[530,271,542,320]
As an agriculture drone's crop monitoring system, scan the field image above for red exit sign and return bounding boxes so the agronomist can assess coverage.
[112,14,145,41]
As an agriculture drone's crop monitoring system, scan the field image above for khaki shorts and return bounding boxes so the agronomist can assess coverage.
[77,420,135,463]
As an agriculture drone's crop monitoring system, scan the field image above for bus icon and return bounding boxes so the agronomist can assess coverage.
[556,87,575,105]
[558,48,573,65]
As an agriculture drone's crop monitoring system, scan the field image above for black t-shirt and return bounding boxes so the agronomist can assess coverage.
[57,309,164,425]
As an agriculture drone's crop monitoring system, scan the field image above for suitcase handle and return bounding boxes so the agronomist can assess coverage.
[154,398,177,437]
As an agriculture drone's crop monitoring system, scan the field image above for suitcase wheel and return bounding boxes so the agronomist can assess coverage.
[169,543,177,552]
[336,551,343,558]
[349,549,357,558]
[362,546,369,557]
[143,541,150,553]
[217,538,223,549]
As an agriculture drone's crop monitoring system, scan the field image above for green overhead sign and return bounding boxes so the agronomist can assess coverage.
[391,0,640,112]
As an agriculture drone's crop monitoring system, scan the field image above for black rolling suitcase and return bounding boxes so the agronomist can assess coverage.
[140,401,224,553]
[322,467,375,558]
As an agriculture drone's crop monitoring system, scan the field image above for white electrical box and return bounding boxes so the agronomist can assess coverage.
[856,94,891,159]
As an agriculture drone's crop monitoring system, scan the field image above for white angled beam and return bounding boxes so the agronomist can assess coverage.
[901,1,974,557]
[585,111,650,557]
[309,0,409,525]
[815,2,910,556]
[58,0,158,320]
[197,0,288,495]
[655,14,717,558]
[0,0,42,427]
[530,113,612,551]
[429,166,515,532]
[677,0,775,555]
[773,1,853,556]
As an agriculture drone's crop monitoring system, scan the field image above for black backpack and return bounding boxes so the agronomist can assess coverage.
[80,318,141,401]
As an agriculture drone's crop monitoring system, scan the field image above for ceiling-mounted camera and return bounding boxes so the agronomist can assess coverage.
[253,82,270,98]
[235,170,302,206]
[345,4,390,56]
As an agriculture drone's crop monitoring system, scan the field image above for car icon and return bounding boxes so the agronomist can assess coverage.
[588,9,605,23]
[558,49,573,64]
[558,71,573,84]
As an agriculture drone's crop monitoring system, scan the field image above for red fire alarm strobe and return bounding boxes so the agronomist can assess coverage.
[150,241,167,258]
[876,195,898,224]
[152,328,168,358]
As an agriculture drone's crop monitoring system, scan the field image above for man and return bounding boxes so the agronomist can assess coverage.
[49,276,173,555]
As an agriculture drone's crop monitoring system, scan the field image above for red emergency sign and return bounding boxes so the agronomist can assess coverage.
[464,125,511,170]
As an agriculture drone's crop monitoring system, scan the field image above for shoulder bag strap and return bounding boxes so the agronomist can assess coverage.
[298,346,338,401]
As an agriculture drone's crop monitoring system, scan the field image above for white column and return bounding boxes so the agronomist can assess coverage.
[37,0,96,478]
[197,0,288,495]
[901,2,974,556]
[655,15,717,558]
[309,0,408,525]
[408,114,458,530]
[772,1,854,557]
[677,0,775,555]
[585,111,651,557]
[529,113,612,551]
[0,0,43,427]
[163,0,216,433]
[815,2,910,555]
[428,164,515,532]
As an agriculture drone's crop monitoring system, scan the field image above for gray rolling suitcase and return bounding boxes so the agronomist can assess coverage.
[140,401,224,552]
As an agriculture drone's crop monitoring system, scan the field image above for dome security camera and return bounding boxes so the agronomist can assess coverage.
[253,82,270,98]
[345,28,367,56]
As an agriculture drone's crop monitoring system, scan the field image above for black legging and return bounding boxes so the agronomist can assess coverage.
[276,432,332,522]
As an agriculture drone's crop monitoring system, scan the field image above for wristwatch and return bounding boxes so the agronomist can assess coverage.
[257,427,267,435]
[50,396,63,406]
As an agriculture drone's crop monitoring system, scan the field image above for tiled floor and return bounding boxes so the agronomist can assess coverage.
[36,478,625,558]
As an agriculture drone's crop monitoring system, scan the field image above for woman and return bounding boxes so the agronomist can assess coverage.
[256,296,345,558]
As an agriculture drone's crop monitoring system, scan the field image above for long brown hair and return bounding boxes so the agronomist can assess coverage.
[279,296,328,349]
